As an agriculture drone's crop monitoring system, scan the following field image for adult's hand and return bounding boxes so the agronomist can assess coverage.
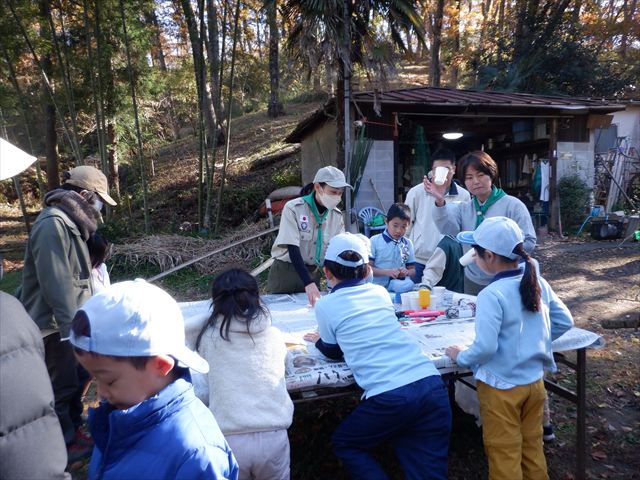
[303,331,320,343]
[445,345,464,361]
[305,282,321,306]
[423,175,447,205]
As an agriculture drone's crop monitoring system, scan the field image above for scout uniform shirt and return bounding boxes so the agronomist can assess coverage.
[271,196,345,266]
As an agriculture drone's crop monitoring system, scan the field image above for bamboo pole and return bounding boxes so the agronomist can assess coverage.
[147,226,278,282]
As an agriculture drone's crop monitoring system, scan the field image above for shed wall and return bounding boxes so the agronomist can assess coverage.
[300,120,338,184]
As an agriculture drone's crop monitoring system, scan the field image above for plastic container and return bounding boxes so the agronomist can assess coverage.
[590,220,624,240]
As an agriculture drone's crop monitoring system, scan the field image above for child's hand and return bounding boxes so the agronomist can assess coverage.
[304,331,320,343]
[445,345,464,361]
[388,268,400,279]
[399,267,409,277]
[305,283,321,306]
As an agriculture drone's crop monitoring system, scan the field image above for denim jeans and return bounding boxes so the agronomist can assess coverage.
[411,262,426,284]
[332,375,452,480]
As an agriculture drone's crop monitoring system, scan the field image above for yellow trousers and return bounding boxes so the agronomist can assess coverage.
[477,379,549,480]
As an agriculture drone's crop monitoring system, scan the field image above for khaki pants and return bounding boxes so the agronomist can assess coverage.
[477,379,549,480]
[225,430,290,480]
[266,259,322,294]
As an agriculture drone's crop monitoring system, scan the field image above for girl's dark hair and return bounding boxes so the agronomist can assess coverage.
[87,232,109,268]
[474,243,541,312]
[458,151,499,182]
[324,250,368,281]
[195,268,268,349]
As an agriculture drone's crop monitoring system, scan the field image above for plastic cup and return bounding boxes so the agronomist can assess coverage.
[459,248,476,267]
[434,166,449,185]
[432,286,446,296]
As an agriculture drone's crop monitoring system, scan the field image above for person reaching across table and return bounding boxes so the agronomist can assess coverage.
[445,217,573,480]
[196,268,294,480]
[267,166,350,305]
[304,233,451,480]
[424,151,536,295]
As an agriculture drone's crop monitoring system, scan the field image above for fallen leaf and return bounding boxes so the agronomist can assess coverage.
[592,450,608,461]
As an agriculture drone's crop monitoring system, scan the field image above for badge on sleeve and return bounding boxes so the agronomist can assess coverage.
[299,215,309,231]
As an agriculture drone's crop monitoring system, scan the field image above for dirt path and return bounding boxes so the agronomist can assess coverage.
[535,236,640,480]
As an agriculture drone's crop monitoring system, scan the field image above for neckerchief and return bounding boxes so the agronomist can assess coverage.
[382,229,410,263]
[302,192,329,266]
[473,185,506,228]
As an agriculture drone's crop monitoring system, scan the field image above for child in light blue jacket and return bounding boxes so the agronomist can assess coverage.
[445,217,573,480]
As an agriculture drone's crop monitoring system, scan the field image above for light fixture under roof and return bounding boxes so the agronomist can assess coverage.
[442,132,463,140]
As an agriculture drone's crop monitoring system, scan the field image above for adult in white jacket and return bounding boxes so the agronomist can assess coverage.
[196,269,294,480]
[405,148,470,283]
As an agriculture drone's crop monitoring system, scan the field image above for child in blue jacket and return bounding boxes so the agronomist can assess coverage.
[305,233,451,480]
[69,280,239,480]
[445,217,573,480]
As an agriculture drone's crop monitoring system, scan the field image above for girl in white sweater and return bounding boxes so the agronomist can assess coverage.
[196,268,294,480]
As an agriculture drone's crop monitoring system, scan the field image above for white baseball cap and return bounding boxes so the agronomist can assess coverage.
[69,279,209,373]
[456,216,524,260]
[324,232,369,267]
[313,166,352,189]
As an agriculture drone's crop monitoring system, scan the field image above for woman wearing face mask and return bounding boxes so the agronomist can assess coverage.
[424,151,536,295]
[267,166,351,305]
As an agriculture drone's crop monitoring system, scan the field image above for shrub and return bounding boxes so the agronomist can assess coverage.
[557,175,590,229]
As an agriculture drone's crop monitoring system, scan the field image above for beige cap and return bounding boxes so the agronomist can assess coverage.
[313,166,352,189]
[65,166,117,206]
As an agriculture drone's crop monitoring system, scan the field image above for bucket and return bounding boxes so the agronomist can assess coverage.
[590,220,623,240]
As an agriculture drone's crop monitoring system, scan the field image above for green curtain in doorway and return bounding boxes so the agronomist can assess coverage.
[415,125,431,173]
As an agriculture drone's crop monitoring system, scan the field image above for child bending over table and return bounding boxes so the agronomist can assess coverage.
[445,217,573,480]
[304,232,451,480]
[196,268,294,480]
[369,203,416,293]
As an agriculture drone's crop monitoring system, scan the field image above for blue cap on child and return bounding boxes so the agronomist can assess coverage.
[69,279,210,373]
[456,216,524,260]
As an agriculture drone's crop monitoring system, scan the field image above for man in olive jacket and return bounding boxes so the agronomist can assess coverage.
[0,292,70,479]
[17,166,116,450]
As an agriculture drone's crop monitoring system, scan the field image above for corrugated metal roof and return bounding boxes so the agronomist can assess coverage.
[285,86,624,143]
[353,86,618,107]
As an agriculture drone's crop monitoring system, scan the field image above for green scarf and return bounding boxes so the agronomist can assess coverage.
[473,185,506,227]
[302,192,329,266]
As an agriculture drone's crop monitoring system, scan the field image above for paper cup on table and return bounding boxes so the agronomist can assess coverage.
[431,286,445,308]
[434,166,449,185]
[400,292,420,310]
[432,286,445,296]
[459,248,476,267]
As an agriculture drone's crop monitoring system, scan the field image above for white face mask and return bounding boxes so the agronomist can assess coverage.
[318,190,342,209]
[92,199,104,213]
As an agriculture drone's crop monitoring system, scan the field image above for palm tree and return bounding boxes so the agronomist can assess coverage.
[279,0,424,168]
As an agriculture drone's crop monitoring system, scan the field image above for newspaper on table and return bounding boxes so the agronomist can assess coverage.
[179,292,604,395]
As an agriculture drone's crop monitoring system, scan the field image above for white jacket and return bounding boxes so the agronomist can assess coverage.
[405,181,470,264]
[198,312,294,435]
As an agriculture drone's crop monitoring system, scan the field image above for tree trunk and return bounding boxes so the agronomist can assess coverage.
[180,0,218,146]
[450,0,461,87]
[429,0,445,87]
[267,0,284,117]
[206,0,222,116]
[39,0,59,189]
[144,8,167,69]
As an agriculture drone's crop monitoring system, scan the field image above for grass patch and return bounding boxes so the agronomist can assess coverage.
[0,270,22,295]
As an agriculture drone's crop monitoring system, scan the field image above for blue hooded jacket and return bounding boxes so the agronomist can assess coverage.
[87,370,238,480]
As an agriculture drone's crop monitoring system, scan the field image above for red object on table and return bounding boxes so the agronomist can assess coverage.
[404,309,445,318]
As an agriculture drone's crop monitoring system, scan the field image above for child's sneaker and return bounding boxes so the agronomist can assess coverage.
[543,425,555,442]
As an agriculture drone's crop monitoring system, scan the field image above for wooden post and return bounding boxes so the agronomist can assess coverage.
[549,118,559,231]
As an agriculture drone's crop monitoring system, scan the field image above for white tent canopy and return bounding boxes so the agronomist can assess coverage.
[0,137,37,181]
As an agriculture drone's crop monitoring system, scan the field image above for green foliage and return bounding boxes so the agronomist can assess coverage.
[0,271,22,296]
[271,164,301,188]
[557,175,590,230]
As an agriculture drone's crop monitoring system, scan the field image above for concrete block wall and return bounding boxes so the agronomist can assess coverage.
[353,140,395,217]
[557,136,595,187]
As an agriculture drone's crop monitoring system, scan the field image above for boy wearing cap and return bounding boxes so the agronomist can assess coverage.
[69,280,239,480]
[304,233,451,479]
[18,165,117,456]
[267,165,349,305]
